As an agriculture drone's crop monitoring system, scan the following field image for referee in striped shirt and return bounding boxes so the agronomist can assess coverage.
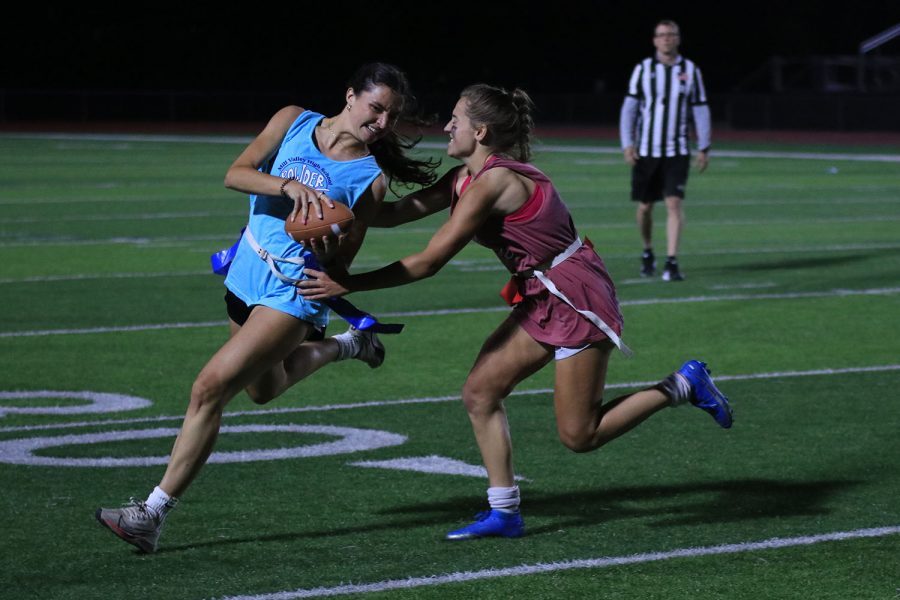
[620,19,711,281]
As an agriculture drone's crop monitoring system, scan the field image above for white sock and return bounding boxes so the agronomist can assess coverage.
[332,329,360,361]
[146,486,178,520]
[660,372,693,407]
[487,485,520,513]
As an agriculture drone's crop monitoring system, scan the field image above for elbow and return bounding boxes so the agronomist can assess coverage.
[223,167,240,191]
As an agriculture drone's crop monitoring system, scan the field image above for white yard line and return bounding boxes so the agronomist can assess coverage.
[0,210,244,224]
[213,525,900,600]
[0,271,209,284]
[0,234,229,248]
[2,194,897,209]
[5,212,896,228]
[2,241,897,285]
[2,364,898,434]
[0,132,254,144]
[2,132,898,162]
[521,142,900,163]
[2,286,898,339]
[0,321,228,339]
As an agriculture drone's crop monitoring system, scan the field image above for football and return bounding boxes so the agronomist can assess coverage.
[284,202,355,245]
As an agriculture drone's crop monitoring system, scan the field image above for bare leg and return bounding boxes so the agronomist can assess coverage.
[462,318,553,488]
[553,341,669,452]
[664,195,684,258]
[636,201,654,250]
[244,337,341,404]
[159,307,313,497]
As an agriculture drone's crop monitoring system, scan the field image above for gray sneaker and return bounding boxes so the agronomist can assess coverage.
[352,327,385,368]
[96,499,163,553]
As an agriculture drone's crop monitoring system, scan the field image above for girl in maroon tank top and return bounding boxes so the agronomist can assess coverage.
[300,84,733,541]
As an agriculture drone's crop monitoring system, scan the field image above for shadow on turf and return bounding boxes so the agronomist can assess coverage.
[152,478,858,551]
[152,515,451,554]
[381,478,860,536]
[730,253,877,272]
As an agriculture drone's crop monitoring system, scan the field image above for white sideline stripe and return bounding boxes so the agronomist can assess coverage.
[3,233,900,252]
[3,213,899,235]
[215,525,900,600]
[0,132,254,144]
[0,321,227,338]
[4,132,899,162]
[618,286,900,307]
[2,364,898,434]
[4,213,899,228]
[2,286,899,339]
[420,141,900,163]
[0,210,244,224]
[2,241,898,285]
[0,271,208,284]
[0,234,229,248]
[3,193,896,209]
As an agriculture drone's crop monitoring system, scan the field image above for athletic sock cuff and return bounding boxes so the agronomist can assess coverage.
[658,372,692,407]
[487,485,521,511]
[147,486,178,516]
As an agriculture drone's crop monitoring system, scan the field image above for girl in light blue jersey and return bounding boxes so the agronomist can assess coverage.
[96,63,438,553]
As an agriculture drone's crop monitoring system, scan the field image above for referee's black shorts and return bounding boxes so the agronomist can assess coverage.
[631,155,690,203]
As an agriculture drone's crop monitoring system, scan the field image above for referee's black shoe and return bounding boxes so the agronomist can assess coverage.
[640,250,656,277]
[662,259,684,282]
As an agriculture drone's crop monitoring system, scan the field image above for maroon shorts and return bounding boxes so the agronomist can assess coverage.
[511,246,623,348]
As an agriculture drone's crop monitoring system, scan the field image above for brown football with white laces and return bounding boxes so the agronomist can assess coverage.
[284,202,354,245]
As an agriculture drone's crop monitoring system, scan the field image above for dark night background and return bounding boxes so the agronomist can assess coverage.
[3,1,899,129]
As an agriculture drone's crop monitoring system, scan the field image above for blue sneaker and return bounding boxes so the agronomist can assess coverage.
[445,509,525,540]
[677,360,733,429]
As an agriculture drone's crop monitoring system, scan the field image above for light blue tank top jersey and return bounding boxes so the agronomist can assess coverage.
[224,110,382,327]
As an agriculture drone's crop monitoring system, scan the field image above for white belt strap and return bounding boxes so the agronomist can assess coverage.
[549,237,583,268]
[243,227,306,285]
[533,238,633,356]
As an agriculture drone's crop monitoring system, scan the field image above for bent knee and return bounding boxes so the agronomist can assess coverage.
[461,379,508,416]
[557,427,598,453]
[190,373,229,411]
[244,384,276,405]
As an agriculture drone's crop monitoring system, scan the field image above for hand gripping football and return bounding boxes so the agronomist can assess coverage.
[284,202,355,245]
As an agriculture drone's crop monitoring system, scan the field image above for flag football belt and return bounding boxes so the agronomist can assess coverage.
[210,228,403,334]
[500,237,631,356]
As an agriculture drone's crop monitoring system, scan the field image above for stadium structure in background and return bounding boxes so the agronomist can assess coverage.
[1,17,898,132]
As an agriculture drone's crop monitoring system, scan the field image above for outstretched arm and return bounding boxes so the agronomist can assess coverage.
[371,166,460,227]
[302,173,388,274]
[298,170,503,299]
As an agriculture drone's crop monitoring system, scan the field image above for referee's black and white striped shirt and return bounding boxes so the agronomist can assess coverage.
[619,55,711,158]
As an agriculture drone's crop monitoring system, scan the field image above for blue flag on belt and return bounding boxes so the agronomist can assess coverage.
[210,231,404,334]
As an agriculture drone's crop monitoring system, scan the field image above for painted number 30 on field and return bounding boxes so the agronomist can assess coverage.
[0,390,497,479]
